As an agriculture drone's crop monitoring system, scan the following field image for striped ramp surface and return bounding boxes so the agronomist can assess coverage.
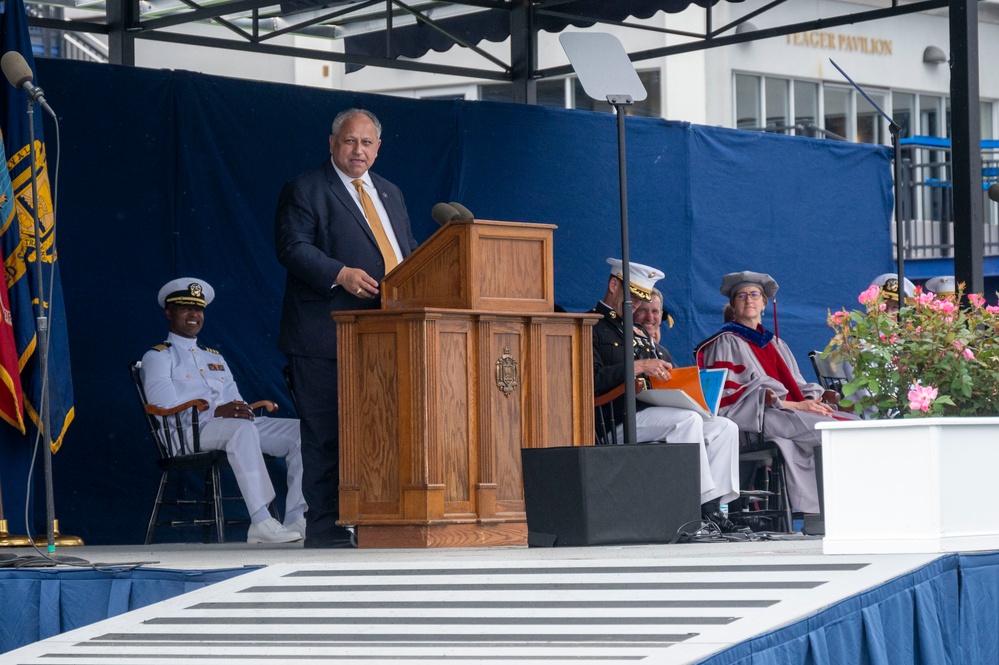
[5,553,940,664]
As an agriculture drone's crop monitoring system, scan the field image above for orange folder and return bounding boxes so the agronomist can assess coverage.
[645,366,710,412]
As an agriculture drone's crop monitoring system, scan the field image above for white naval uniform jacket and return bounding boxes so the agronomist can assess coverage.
[140,332,242,448]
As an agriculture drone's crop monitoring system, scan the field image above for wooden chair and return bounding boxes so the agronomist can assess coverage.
[594,380,650,445]
[129,361,278,544]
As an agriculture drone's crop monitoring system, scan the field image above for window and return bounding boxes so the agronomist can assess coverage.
[734,74,760,130]
[823,87,851,141]
[857,91,887,144]
[921,95,943,137]
[480,70,661,117]
[480,84,512,103]
[572,70,661,117]
[765,78,790,131]
[794,81,819,132]
[893,92,915,138]
[479,81,563,105]
[734,74,887,143]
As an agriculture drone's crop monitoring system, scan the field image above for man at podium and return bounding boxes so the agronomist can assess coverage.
[274,108,419,547]
[591,259,741,532]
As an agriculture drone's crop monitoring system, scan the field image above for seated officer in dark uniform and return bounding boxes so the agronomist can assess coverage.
[591,259,741,530]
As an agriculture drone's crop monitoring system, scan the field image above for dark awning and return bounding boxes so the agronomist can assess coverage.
[342,0,744,71]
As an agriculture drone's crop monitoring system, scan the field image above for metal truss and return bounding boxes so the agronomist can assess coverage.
[25,0,951,80]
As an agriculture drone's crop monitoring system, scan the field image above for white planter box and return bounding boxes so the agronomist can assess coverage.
[817,417,999,555]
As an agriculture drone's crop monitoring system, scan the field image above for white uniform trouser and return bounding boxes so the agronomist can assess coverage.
[617,407,740,505]
[197,416,306,518]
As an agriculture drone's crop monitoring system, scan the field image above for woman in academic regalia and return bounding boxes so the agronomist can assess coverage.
[695,270,858,514]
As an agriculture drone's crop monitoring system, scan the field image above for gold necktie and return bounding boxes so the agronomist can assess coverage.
[352,178,398,272]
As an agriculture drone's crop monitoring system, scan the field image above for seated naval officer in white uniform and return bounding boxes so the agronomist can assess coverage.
[924,275,957,298]
[140,278,306,544]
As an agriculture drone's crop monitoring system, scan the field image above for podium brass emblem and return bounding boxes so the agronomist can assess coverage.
[495,347,518,396]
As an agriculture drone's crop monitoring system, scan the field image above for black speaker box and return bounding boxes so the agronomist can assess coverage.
[521,443,701,547]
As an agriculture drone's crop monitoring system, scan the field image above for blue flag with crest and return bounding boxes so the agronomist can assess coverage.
[0,0,74,451]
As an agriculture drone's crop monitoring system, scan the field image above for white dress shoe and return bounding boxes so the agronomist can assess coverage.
[284,517,306,539]
[247,517,303,544]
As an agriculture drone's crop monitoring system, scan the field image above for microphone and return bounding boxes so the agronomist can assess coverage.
[448,202,474,220]
[1,51,55,118]
[989,183,999,203]
[431,202,462,226]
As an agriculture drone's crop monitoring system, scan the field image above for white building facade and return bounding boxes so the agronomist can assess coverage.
[339,0,999,146]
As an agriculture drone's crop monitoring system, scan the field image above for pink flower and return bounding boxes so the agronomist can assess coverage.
[907,382,938,413]
[915,292,936,306]
[964,348,975,360]
[931,300,958,314]
[879,303,887,311]
[829,310,850,326]
[987,305,999,315]
[858,286,880,305]
[969,293,986,308]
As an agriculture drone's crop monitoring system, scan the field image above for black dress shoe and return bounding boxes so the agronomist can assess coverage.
[703,510,752,534]
[304,525,356,549]
[304,537,354,549]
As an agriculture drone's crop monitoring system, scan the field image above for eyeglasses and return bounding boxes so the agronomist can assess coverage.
[735,291,763,301]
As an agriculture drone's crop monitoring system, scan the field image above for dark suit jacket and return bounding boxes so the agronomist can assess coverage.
[275,160,419,358]
[591,301,668,423]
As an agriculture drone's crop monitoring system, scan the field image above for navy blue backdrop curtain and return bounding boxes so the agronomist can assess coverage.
[688,125,896,361]
[0,58,893,544]
[702,554,962,665]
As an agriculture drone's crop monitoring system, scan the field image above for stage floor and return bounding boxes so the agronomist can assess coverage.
[2,537,942,664]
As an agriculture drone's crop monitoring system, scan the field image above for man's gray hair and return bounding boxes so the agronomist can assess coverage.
[331,108,382,138]
[651,288,664,301]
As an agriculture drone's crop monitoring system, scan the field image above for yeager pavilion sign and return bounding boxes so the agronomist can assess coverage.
[787,32,893,56]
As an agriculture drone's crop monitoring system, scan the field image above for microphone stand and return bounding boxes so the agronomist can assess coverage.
[889,119,905,306]
[610,94,638,445]
[829,59,905,312]
[25,99,56,551]
[24,98,80,552]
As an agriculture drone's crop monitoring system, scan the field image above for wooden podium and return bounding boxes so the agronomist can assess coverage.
[333,220,597,548]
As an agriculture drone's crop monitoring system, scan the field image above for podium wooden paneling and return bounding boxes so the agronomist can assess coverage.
[333,219,597,548]
[381,219,555,313]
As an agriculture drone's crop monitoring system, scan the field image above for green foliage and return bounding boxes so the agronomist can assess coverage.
[823,284,999,418]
